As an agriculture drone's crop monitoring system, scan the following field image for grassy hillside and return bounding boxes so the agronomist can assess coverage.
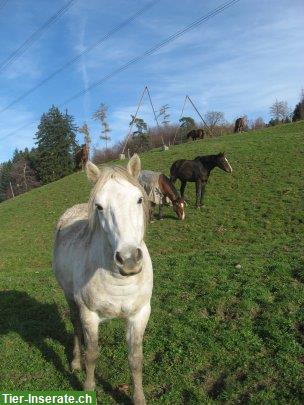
[0,122,303,403]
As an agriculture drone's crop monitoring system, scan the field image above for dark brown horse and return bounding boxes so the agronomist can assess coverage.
[138,170,185,220]
[158,174,185,220]
[75,144,89,170]
[187,128,205,140]
[170,153,232,207]
[234,117,245,133]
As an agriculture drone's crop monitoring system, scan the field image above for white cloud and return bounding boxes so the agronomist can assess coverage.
[1,0,303,161]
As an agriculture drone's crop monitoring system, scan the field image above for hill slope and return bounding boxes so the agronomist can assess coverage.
[0,122,304,403]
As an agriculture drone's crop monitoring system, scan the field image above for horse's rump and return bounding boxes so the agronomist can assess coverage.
[170,159,186,176]
[138,170,164,205]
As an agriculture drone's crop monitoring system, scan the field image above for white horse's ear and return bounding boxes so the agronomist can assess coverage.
[86,161,101,183]
[127,154,141,179]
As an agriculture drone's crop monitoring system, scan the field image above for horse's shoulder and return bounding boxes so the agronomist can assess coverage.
[158,173,169,189]
[192,158,208,170]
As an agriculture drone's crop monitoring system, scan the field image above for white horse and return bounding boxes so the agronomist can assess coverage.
[53,154,153,404]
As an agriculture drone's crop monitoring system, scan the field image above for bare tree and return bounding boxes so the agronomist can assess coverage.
[158,104,170,126]
[93,103,107,122]
[101,122,111,149]
[251,117,265,130]
[270,99,289,122]
[204,111,225,128]
[10,157,41,196]
[78,122,91,149]
[93,103,111,149]
[203,111,226,137]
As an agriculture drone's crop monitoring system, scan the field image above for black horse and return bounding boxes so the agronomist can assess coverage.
[187,128,205,140]
[170,153,232,207]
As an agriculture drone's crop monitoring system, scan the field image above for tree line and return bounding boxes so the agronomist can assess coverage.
[0,90,303,202]
[0,106,78,201]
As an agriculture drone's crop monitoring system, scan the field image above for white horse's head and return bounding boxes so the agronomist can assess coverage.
[86,154,149,276]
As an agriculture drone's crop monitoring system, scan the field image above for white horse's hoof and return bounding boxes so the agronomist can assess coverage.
[134,394,146,405]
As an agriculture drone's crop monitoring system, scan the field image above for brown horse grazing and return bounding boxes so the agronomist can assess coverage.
[138,170,185,220]
[75,144,89,170]
[170,153,232,208]
[187,128,205,140]
[234,117,245,133]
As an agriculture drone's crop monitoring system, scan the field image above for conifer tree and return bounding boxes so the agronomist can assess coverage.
[0,160,13,201]
[292,89,304,122]
[35,106,78,183]
[78,122,91,149]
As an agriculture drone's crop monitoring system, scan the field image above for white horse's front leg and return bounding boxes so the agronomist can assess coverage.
[80,306,100,391]
[126,304,151,405]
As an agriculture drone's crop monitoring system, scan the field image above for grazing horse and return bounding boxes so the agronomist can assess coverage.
[187,128,205,140]
[170,153,232,207]
[138,170,185,220]
[234,117,245,133]
[53,155,152,404]
[75,144,89,170]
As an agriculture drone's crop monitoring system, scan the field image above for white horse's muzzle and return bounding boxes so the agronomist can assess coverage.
[114,246,143,276]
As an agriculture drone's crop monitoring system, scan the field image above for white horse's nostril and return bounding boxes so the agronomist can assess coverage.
[115,247,142,268]
[115,251,124,265]
[136,248,143,262]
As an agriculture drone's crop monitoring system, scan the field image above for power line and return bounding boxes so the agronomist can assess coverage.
[0,0,241,143]
[60,0,241,107]
[0,0,77,74]
[0,0,160,115]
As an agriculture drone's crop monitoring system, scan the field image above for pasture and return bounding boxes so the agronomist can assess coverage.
[0,122,303,403]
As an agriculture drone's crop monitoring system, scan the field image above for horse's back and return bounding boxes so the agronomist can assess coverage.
[170,159,203,181]
[53,204,90,297]
[187,129,195,139]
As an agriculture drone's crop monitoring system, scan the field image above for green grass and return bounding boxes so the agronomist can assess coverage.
[1,122,304,403]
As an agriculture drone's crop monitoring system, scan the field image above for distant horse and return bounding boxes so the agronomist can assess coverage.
[187,128,205,140]
[138,170,185,220]
[234,117,245,133]
[170,153,232,207]
[75,144,89,170]
[53,155,153,404]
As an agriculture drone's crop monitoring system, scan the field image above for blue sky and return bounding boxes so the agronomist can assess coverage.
[0,0,303,163]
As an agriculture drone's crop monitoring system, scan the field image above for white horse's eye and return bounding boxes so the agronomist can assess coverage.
[95,203,103,211]
[137,197,143,204]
